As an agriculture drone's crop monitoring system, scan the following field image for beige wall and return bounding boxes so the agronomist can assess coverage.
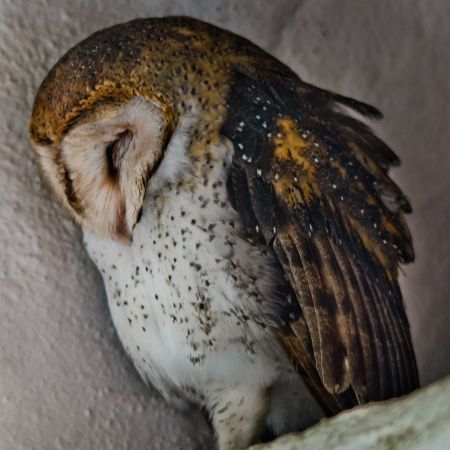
[0,0,448,448]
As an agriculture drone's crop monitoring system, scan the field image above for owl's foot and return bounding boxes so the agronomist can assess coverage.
[207,386,269,450]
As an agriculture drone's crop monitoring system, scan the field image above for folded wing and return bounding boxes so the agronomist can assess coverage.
[221,64,419,414]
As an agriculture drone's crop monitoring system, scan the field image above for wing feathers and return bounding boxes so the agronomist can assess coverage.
[222,62,419,412]
[313,233,365,393]
[292,231,348,393]
[327,236,376,401]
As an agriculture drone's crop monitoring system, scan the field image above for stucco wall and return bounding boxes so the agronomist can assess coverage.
[0,1,448,449]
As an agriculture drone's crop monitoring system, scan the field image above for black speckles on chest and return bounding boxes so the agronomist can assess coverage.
[134,175,272,346]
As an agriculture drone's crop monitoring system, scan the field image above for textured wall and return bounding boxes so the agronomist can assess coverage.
[0,0,448,449]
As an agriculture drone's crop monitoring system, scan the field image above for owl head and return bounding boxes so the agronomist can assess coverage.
[29,19,182,243]
[29,17,266,242]
[29,17,227,243]
[31,93,174,244]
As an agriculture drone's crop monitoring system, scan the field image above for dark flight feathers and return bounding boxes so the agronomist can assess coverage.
[221,62,419,415]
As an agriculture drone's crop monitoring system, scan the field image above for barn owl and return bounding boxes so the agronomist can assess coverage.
[29,17,419,450]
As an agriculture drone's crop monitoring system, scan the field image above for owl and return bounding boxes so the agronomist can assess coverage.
[29,17,419,450]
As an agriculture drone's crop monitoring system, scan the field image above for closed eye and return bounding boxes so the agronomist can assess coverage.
[105,129,134,179]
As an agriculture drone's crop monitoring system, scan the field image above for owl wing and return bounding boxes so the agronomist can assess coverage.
[221,63,419,414]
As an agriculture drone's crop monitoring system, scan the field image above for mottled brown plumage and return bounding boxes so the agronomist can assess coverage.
[221,63,418,412]
[30,16,418,444]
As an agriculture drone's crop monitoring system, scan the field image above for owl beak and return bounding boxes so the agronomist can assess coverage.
[113,203,132,245]
[113,231,132,246]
